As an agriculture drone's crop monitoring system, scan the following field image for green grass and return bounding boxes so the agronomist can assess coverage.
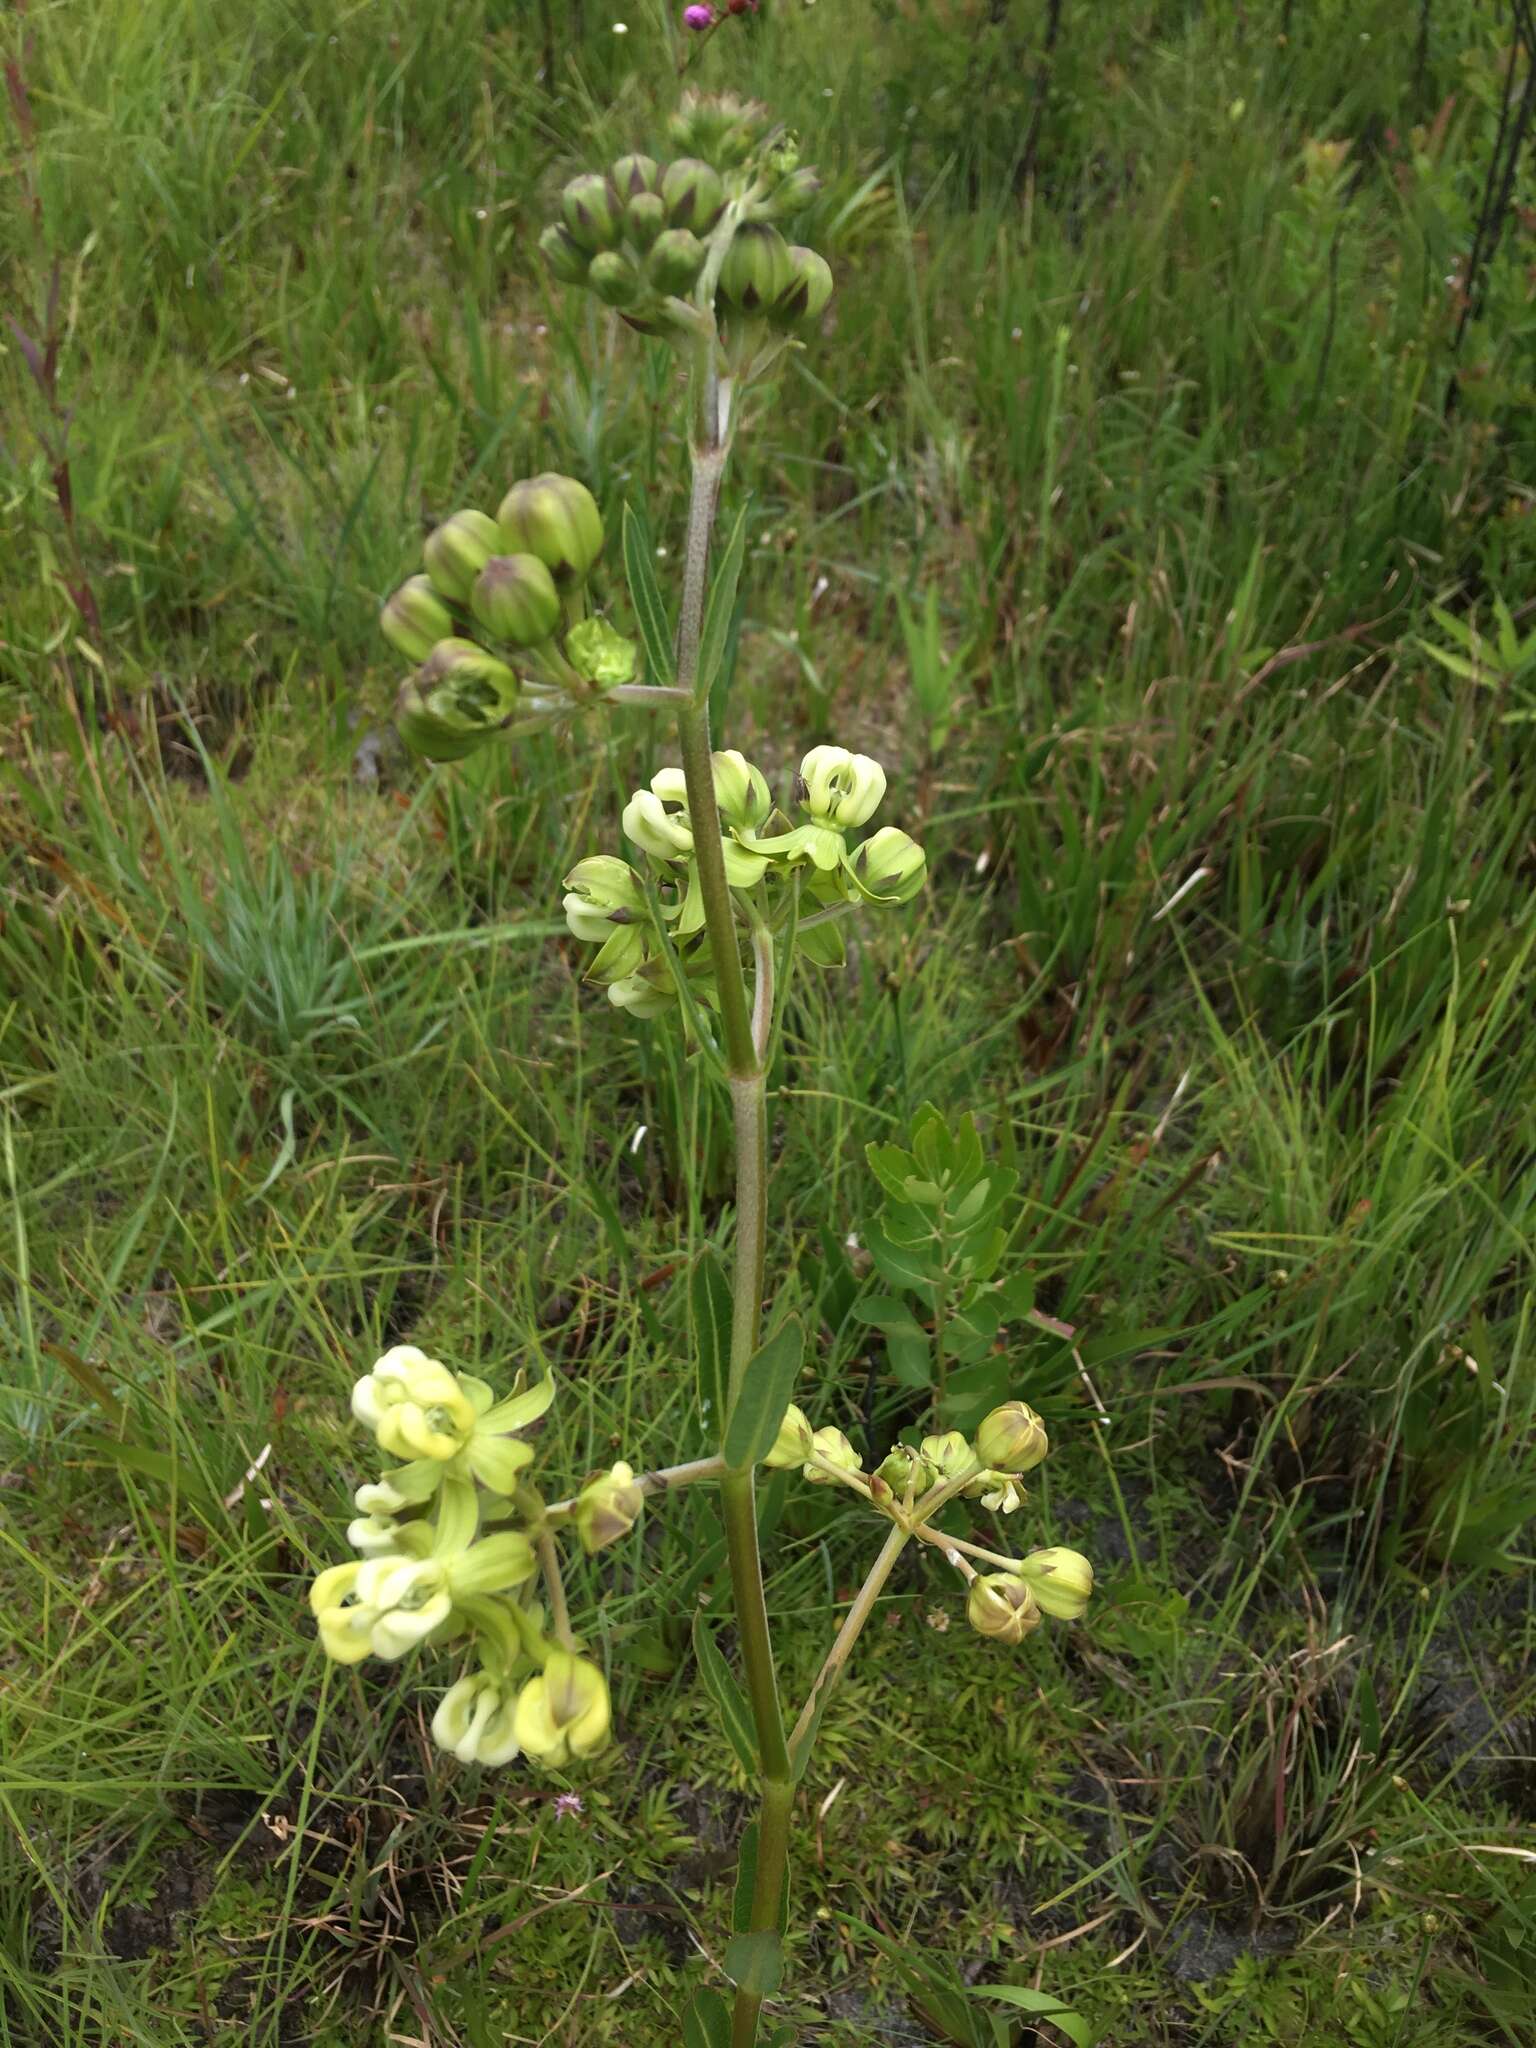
[4,0,1536,2041]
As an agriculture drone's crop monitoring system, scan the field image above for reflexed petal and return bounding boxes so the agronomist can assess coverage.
[371,1590,453,1658]
[448,1531,537,1596]
[477,1375,556,1436]
[466,1433,536,1496]
[460,1375,496,1417]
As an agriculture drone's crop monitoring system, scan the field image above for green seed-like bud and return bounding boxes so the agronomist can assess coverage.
[762,1402,814,1470]
[573,1461,645,1553]
[1015,1548,1094,1620]
[967,1573,1042,1646]
[423,509,502,603]
[660,157,726,234]
[395,638,520,762]
[471,553,561,649]
[610,152,661,197]
[668,91,771,169]
[588,250,641,308]
[380,575,455,663]
[626,190,667,251]
[773,246,835,329]
[718,223,794,316]
[974,1401,1050,1475]
[540,223,590,286]
[561,172,624,253]
[647,228,707,296]
[497,474,604,585]
[874,1444,934,1496]
[848,826,927,905]
[565,616,638,687]
[804,1425,862,1485]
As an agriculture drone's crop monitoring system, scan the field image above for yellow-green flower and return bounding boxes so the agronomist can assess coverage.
[513,1652,612,1766]
[350,1347,554,1496]
[432,1669,523,1766]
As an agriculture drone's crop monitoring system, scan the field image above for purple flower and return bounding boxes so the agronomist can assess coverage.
[553,1791,585,1820]
[683,4,715,27]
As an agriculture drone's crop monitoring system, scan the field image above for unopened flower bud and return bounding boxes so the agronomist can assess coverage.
[797,745,886,828]
[682,3,715,28]
[975,1401,1049,1474]
[764,168,822,220]
[804,1426,861,1484]
[718,223,794,316]
[875,1444,934,1496]
[561,172,623,252]
[573,1461,645,1552]
[380,574,456,663]
[610,152,661,197]
[513,1652,611,1766]
[919,1432,975,1486]
[647,227,707,296]
[660,157,726,234]
[423,509,502,603]
[472,553,561,648]
[588,249,642,307]
[1015,1548,1094,1620]
[626,190,668,251]
[762,1402,813,1470]
[848,826,927,904]
[497,474,605,585]
[539,223,590,285]
[711,748,772,829]
[967,1573,1041,1645]
[773,245,834,327]
[433,1669,521,1766]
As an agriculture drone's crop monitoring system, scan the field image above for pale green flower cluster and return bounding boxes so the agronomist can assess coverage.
[308,1345,614,1770]
[759,1397,1092,1645]
[562,744,927,1020]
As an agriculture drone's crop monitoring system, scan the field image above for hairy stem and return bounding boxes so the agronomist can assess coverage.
[670,340,791,2047]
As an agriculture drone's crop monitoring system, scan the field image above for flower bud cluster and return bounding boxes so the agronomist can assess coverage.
[307,1344,630,1772]
[381,475,637,763]
[540,97,833,371]
[756,1397,1092,1649]
[560,744,927,1025]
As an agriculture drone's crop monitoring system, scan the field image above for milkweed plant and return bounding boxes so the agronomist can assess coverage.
[311,79,1093,2045]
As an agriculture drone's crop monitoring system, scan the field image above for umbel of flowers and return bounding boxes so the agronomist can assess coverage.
[308,1346,1091,1772]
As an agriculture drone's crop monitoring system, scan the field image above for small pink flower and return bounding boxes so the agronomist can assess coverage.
[683,4,715,27]
[553,1791,585,1820]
